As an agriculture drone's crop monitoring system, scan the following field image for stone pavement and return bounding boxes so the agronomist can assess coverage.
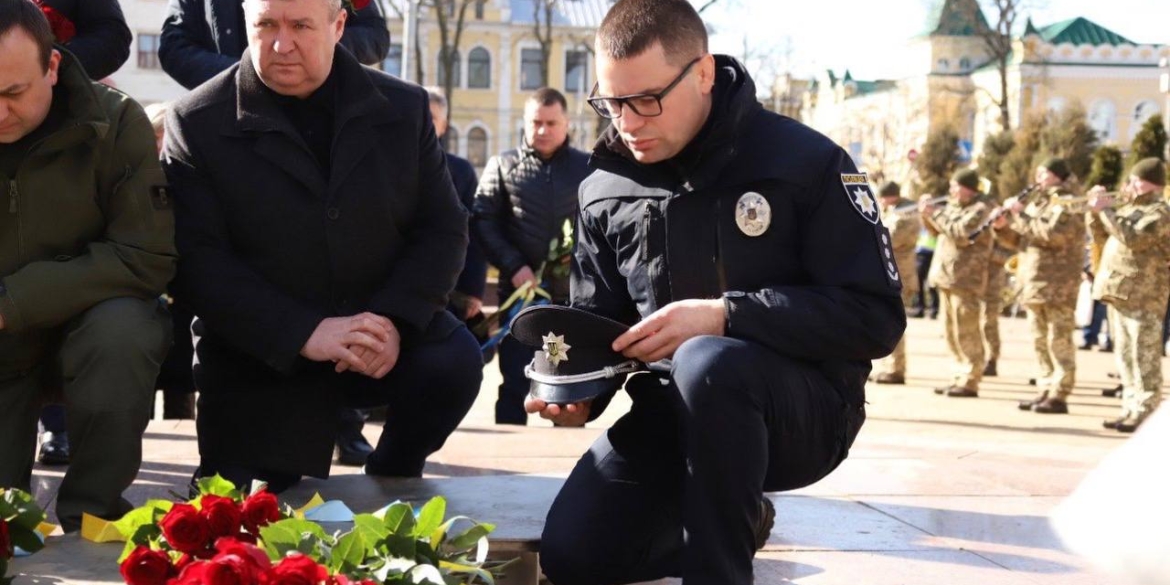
[14,315,1163,584]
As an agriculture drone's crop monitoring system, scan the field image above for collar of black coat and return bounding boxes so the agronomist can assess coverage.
[14,46,113,154]
[233,45,399,136]
[589,54,758,193]
[520,136,573,162]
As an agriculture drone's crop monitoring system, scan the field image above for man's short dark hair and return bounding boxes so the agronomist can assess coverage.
[0,0,54,72]
[529,87,567,112]
[597,0,708,66]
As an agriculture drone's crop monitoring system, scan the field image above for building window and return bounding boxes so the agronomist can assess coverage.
[468,47,491,88]
[959,57,971,70]
[137,34,161,69]
[936,58,949,71]
[445,126,460,155]
[383,43,403,77]
[438,48,461,87]
[520,48,544,90]
[475,0,485,19]
[467,127,488,168]
[1089,99,1118,142]
[565,50,588,93]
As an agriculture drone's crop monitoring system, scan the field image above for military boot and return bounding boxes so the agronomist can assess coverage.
[1018,391,1048,411]
[981,360,997,377]
[1032,397,1069,414]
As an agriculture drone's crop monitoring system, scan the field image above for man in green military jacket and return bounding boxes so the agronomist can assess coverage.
[0,0,175,531]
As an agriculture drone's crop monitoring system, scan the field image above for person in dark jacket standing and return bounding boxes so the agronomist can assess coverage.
[472,87,590,425]
[159,0,389,90]
[163,0,480,491]
[425,86,486,326]
[0,0,175,531]
[34,0,130,79]
[530,1,904,583]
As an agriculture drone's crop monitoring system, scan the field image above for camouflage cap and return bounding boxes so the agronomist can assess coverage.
[1131,157,1166,187]
[510,305,645,404]
[878,181,901,197]
[952,168,980,191]
[1040,157,1071,181]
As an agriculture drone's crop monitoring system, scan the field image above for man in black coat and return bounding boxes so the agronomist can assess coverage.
[162,0,480,490]
[36,0,130,79]
[159,0,389,90]
[472,87,590,424]
[531,1,905,584]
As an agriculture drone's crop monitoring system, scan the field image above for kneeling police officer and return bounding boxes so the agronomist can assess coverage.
[523,1,906,584]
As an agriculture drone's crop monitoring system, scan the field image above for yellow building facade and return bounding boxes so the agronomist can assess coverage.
[804,0,1168,187]
[382,0,608,170]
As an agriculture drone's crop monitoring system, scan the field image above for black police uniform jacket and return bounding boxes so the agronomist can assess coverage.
[573,56,906,412]
[163,47,468,478]
[472,141,590,300]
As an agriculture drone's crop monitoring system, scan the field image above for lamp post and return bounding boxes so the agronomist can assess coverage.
[401,0,420,83]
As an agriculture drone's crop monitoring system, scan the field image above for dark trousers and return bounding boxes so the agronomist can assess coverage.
[914,251,939,316]
[0,298,171,531]
[540,336,864,585]
[1084,300,1111,347]
[496,335,535,424]
[198,325,482,488]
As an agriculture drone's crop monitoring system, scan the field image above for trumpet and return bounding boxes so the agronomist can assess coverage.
[1051,190,1129,209]
[887,195,948,216]
[967,182,1041,242]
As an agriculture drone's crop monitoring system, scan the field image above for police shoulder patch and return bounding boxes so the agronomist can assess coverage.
[841,173,880,225]
[875,225,902,289]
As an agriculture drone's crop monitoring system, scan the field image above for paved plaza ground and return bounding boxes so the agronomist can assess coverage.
[14,315,1162,584]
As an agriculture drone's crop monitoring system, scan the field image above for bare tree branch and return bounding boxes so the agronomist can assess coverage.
[696,0,720,13]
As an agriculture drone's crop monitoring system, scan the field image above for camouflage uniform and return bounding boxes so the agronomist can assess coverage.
[925,196,993,391]
[998,186,1086,398]
[876,197,922,377]
[981,242,1012,366]
[1089,190,1170,422]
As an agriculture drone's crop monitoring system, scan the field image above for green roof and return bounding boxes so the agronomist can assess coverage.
[1030,17,1135,46]
[922,0,991,37]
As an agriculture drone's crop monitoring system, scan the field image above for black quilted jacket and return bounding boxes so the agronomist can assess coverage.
[472,141,590,299]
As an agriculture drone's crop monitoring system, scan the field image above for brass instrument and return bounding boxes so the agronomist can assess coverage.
[888,195,948,216]
[1051,191,1128,209]
[967,183,1042,242]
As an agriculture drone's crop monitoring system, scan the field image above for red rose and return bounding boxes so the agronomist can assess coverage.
[119,546,175,585]
[160,503,212,555]
[262,555,328,585]
[201,495,243,539]
[169,561,209,585]
[350,0,371,11]
[0,519,12,560]
[324,575,349,585]
[241,491,281,535]
[213,538,271,572]
[36,4,76,44]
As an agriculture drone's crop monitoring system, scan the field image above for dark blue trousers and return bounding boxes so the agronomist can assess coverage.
[540,336,865,585]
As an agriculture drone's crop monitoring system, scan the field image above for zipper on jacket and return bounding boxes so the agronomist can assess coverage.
[714,198,728,291]
[7,180,16,214]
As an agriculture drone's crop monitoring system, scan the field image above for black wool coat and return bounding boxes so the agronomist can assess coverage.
[163,47,467,477]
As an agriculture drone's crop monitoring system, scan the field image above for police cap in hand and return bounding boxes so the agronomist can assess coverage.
[510,305,645,404]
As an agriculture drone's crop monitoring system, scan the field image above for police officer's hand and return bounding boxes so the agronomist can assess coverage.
[338,320,401,379]
[511,266,538,289]
[301,313,393,372]
[612,299,726,363]
[524,396,591,427]
[466,296,483,319]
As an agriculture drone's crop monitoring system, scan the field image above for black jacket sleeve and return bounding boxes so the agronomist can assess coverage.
[472,155,528,281]
[449,156,488,299]
[365,100,468,333]
[164,109,326,375]
[159,0,240,90]
[723,149,906,361]
[339,2,390,65]
[52,0,131,79]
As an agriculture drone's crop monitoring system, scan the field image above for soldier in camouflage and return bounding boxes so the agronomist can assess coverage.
[1088,158,1170,433]
[995,158,1085,414]
[873,181,921,384]
[980,240,1011,377]
[921,169,994,397]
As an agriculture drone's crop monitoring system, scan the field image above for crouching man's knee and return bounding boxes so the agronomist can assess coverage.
[58,297,172,407]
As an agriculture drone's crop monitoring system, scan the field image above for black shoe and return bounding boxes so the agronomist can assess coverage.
[755,497,775,551]
[1115,416,1145,433]
[933,385,952,395]
[336,432,374,466]
[1098,344,1113,353]
[1032,397,1069,414]
[38,431,70,466]
[1077,342,1095,350]
[1102,417,1127,430]
[946,387,979,398]
[873,372,905,385]
[1102,385,1122,398]
[982,360,997,377]
[1018,391,1048,411]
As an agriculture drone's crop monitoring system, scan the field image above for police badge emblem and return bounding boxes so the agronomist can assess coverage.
[841,173,880,225]
[735,192,771,237]
[542,332,571,366]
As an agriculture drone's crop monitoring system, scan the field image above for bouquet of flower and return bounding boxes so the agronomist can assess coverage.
[116,476,503,585]
[1,488,48,585]
[33,1,76,44]
[342,0,371,12]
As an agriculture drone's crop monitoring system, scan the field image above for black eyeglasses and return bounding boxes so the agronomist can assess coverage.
[587,57,702,119]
